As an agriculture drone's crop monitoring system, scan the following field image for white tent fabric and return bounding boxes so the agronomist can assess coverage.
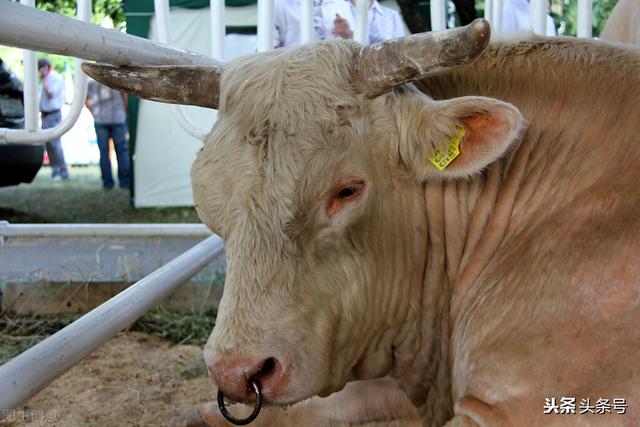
[136,2,403,207]
[135,8,257,207]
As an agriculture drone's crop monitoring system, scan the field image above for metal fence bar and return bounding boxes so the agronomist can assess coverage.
[0,234,224,410]
[257,0,275,52]
[530,0,547,35]
[300,0,314,45]
[153,0,211,139]
[430,0,446,31]
[491,0,503,36]
[1,0,90,145]
[484,0,493,26]
[211,0,225,60]
[0,222,211,239]
[354,0,369,44]
[0,1,217,68]
[19,0,38,133]
[577,0,593,38]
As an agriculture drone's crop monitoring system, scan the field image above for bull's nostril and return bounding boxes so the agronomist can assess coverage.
[253,357,278,385]
[261,357,277,375]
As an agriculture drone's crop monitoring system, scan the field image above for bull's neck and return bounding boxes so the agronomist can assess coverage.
[396,38,640,422]
[396,137,536,424]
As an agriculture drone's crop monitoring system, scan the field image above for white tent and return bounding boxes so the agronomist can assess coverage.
[134,8,257,207]
[134,2,405,207]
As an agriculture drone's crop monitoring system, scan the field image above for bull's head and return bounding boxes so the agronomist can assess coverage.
[83,20,525,406]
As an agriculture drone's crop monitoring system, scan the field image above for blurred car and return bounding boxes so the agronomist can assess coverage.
[0,58,44,187]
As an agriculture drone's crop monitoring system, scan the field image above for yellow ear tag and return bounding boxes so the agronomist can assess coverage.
[429,128,466,171]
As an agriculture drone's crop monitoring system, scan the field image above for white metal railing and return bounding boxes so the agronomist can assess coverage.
[154,0,211,140]
[0,234,224,410]
[1,0,90,145]
[1,0,599,144]
[354,0,369,44]
[300,0,314,45]
[210,0,226,59]
[431,0,447,32]
[577,0,593,38]
[0,1,217,145]
[484,0,592,38]
[0,221,211,241]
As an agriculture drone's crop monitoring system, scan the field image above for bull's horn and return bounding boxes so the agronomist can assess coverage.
[81,63,223,109]
[352,19,491,97]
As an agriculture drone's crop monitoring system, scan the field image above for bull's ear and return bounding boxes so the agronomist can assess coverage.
[397,96,526,180]
[81,63,222,109]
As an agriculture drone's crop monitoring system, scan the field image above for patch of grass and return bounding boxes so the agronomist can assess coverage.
[0,314,82,364]
[133,306,216,346]
[0,307,216,365]
[0,165,200,223]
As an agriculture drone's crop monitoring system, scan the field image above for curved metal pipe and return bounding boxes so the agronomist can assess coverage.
[153,0,211,140]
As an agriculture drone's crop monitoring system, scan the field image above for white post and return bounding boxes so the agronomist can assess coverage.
[153,0,211,138]
[484,0,493,27]
[491,0,503,36]
[300,0,314,45]
[154,0,172,44]
[0,2,217,67]
[430,0,446,31]
[530,0,547,35]
[257,0,274,52]
[210,0,225,60]
[577,0,592,38]
[354,0,369,44]
[20,0,38,132]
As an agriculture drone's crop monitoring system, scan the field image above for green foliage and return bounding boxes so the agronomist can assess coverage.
[474,0,619,38]
[36,0,125,27]
[132,306,217,346]
[0,1,126,76]
[552,0,619,37]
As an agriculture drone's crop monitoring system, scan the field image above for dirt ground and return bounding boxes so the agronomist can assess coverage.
[2,332,214,426]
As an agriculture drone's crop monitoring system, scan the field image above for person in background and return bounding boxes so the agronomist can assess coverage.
[321,0,406,44]
[274,0,325,48]
[86,79,131,190]
[38,58,69,180]
[502,0,557,37]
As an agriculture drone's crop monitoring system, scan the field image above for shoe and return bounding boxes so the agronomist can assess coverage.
[52,175,62,181]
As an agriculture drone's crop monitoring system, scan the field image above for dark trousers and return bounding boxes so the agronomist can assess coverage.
[94,123,131,189]
[41,110,68,178]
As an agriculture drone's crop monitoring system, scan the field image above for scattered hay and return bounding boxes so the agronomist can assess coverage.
[0,307,216,365]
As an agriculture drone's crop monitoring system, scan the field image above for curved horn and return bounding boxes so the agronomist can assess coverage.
[81,63,223,109]
[352,19,491,97]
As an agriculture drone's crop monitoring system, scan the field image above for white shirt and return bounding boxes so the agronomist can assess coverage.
[274,0,324,48]
[352,0,406,44]
[319,0,406,44]
[39,70,65,113]
[502,0,557,37]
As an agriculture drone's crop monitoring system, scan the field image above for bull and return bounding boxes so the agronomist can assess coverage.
[84,19,640,426]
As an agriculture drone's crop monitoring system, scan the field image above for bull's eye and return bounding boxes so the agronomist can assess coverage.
[337,186,358,199]
[326,178,366,218]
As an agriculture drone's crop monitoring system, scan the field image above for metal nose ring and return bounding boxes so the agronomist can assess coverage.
[217,379,262,425]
